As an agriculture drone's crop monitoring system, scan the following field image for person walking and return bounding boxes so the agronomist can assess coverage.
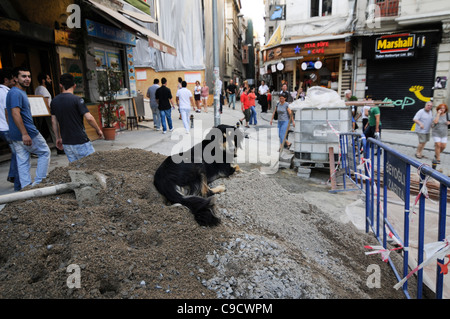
[258,80,269,112]
[270,92,295,149]
[6,67,50,189]
[50,73,103,163]
[0,68,21,191]
[239,86,250,127]
[146,78,161,131]
[364,103,382,140]
[155,77,175,134]
[194,80,202,112]
[412,101,433,159]
[176,81,195,134]
[35,72,62,154]
[431,103,450,165]
[248,86,257,126]
[201,81,209,113]
[227,79,237,110]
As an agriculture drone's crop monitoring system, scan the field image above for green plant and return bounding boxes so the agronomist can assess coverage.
[97,67,123,128]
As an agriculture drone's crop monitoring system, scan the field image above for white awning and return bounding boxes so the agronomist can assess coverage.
[88,0,176,56]
[119,9,158,24]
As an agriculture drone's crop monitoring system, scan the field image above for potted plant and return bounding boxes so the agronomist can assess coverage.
[97,66,124,140]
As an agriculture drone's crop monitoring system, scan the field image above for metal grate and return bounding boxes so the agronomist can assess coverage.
[376,0,400,17]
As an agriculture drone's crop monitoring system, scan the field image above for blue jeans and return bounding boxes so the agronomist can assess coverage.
[229,94,236,109]
[12,133,50,189]
[250,106,257,125]
[151,105,161,129]
[278,120,289,145]
[0,130,21,191]
[63,142,95,163]
[160,109,173,132]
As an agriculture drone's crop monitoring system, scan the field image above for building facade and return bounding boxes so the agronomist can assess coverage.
[354,0,450,130]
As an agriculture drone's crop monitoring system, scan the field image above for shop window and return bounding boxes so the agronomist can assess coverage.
[311,0,333,17]
[94,48,128,98]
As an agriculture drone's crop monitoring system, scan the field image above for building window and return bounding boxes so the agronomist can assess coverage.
[375,0,399,17]
[311,0,333,17]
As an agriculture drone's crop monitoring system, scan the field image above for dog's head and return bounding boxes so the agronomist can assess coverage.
[206,124,244,158]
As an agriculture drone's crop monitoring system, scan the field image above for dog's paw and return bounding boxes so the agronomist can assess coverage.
[211,185,226,194]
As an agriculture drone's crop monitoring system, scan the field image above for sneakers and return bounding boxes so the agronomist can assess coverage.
[169,128,174,132]
[162,131,167,134]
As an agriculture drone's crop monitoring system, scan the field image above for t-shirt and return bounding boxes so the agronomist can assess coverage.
[147,84,160,107]
[432,113,450,138]
[201,86,209,97]
[368,106,381,127]
[35,85,52,104]
[0,84,10,131]
[276,102,290,122]
[155,85,173,110]
[176,87,193,109]
[227,84,237,95]
[413,108,433,134]
[6,86,39,141]
[248,92,256,108]
[361,105,371,120]
[194,85,201,95]
[50,93,90,145]
[240,92,249,110]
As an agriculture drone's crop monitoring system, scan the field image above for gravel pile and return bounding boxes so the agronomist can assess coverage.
[0,149,409,299]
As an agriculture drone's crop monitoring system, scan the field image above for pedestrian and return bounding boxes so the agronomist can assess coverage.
[258,80,269,112]
[297,87,305,101]
[412,101,433,159]
[270,92,295,149]
[0,68,21,191]
[50,73,104,162]
[239,86,250,127]
[431,103,450,165]
[280,83,293,103]
[248,86,257,126]
[176,81,195,134]
[194,80,201,112]
[6,67,50,189]
[201,81,209,113]
[177,77,183,119]
[359,100,372,132]
[155,77,175,134]
[35,72,62,154]
[227,79,237,110]
[363,102,381,140]
[146,78,161,131]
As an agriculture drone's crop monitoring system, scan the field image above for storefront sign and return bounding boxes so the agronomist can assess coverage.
[385,153,407,202]
[265,39,347,62]
[86,19,136,46]
[375,33,416,59]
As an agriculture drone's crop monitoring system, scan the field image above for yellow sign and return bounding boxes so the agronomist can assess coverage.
[376,34,415,54]
[265,25,283,48]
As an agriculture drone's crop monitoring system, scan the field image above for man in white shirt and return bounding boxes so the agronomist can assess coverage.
[35,73,61,153]
[413,101,433,159]
[258,80,269,112]
[0,68,21,190]
[176,81,195,133]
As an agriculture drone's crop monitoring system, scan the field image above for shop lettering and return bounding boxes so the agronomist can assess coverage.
[303,41,329,55]
[382,97,415,110]
[376,34,415,53]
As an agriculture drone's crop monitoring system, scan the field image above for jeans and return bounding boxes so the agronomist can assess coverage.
[151,105,161,129]
[278,120,289,145]
[63,142,95,163]
[229,94,236,109]
[250,106,257,125]
[0,130,21,191]
[12,133,50,189]
[160,108,173,132]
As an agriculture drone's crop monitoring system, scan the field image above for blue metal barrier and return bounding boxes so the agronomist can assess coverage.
[337,132,366,193]
[339,132,450,299]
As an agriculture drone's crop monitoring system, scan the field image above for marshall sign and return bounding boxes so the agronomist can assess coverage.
[375,33,416,59]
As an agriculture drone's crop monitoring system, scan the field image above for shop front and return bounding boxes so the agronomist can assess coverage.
[360,31,441,130]
[262,35,352,95]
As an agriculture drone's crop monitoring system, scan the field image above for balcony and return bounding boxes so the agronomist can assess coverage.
[376,0,399,17]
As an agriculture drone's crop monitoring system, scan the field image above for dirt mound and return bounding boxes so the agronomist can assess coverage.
[0,149,408,299]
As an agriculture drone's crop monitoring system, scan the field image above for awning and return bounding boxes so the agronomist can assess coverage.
[87,0,176,56]
[119,9,158,24]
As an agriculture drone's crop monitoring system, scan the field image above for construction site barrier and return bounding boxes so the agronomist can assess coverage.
[339,133,450,299]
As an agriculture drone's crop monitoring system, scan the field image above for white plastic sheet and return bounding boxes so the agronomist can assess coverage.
[290,86,346,111]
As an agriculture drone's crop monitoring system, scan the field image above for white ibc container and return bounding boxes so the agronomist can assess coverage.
[293,105,351,166]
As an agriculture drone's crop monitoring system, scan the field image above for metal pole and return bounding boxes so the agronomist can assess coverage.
[212,0,221,126]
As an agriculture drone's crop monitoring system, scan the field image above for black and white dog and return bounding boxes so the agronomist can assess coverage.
[154,124,243,226]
